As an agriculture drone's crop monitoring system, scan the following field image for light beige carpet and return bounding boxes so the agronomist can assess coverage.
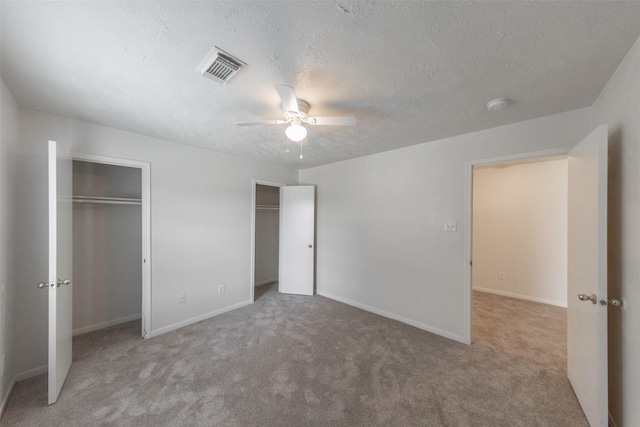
[1,285,587,426]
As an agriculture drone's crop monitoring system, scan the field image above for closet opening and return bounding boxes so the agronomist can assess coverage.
[72,154,151,338]
[250,180,284,302]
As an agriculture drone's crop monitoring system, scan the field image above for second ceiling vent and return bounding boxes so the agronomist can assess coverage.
[196,47,246,85]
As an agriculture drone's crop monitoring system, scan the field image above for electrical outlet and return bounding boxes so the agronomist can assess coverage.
[352,280,357,287]
[498,272,505,280]
[178,292,187,304]
[218,285,225,294]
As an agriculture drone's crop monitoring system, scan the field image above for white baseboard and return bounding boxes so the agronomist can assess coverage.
[255,278,277,287]
[1,376,17,420]
[73,313,142,336]
[473,287,567,308]
[316,291,467,345]
[149,300,252,338]
[15,365,47,382]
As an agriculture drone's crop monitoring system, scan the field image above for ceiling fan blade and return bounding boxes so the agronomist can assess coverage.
[307,116,357,126]
[235,119,288,126]
[275,84,299,114]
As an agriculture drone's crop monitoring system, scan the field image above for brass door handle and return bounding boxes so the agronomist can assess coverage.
[57,279,71,287]
[599,298,622,307]
[578,293,597,304]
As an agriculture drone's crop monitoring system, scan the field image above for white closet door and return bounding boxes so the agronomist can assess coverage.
[279,186,315,295]
[47,140,73,404]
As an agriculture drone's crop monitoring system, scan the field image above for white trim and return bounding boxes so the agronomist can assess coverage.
[473,287,567,308]
[72,313,142,336]
[317,291,467,344]
[15,365,48,382]
[47,140,58,403]
[467,146,572,168]
[71,152,152,339]
[149,300,252,337]
[255,278,277,287]
[0,376,17,419]
[250,179,285,304]
[464,146,573,344]
[463,156,473,345]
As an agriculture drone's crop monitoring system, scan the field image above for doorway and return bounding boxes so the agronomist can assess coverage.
[72,153,151,338]
[464,147,572,343]
[470,156,570,372]
[466,128,610,425]
[250,180,285,302]
[472,158,568,307]
[250,180,316,300]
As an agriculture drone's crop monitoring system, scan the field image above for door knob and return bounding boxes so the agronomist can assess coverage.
[57,279,71,287]
[599,298,623,307]
[37,282,50,289]
[578,293,597,304]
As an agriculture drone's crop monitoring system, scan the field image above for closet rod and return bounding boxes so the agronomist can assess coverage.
[256,204,279,211]
[73,196,142,205]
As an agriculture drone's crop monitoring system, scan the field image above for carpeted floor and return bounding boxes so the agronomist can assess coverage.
[1,285,587,426]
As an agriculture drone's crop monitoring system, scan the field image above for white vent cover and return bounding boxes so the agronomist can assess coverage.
[196,47,246,84]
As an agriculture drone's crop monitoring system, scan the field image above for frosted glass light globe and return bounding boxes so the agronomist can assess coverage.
[285,123,307,142]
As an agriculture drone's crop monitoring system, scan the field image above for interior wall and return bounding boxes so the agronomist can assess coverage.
[472,159,568,307]
[254,184,279,286]
[300,108,592,343]
[72,161,143,335]
[13,108,297,376]
[592,34,640,427]
[0,79,19,414]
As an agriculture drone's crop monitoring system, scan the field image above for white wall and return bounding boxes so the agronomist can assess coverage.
[592,35,640,427]
[14,109,297,375]
[472,159,568,307]
[0,79,19,415]
[300,108,592,343]
[254,185,279,286]
[72,161,143,335]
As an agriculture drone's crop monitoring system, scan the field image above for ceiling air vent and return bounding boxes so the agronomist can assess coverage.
[196,47,246,85]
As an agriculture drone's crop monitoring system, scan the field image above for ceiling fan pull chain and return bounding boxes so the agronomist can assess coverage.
[299,142,304,159]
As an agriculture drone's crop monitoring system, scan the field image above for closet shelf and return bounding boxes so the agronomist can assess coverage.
[256,204,279,211]
[73,196,142,205]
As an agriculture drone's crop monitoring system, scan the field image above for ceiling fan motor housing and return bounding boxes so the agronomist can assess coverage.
[283,99,310,121]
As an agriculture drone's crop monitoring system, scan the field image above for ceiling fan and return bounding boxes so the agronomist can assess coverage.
[235,84,356,142]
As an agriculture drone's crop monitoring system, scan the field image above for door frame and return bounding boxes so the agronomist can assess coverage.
[71,152,152,338]
[250,179,286,303]
[464,146,572,344]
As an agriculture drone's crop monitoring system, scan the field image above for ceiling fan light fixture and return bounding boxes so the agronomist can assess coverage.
[285,123,307,142]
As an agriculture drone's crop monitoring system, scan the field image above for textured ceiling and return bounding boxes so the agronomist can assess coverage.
[2,1,640,168]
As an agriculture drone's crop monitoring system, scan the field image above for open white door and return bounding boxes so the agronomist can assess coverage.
[567,125,608,426]
[46,140,73,404]
[279,186,315,295]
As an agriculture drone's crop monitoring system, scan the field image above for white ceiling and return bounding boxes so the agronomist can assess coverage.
[2,1,640,168]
